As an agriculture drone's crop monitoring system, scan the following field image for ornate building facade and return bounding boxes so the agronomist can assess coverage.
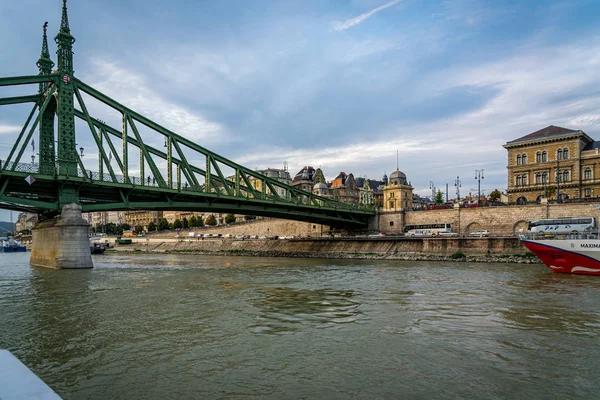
[382,169,413,211]
[504,125,600,204]
[291,166,326,192]
[329,172,358,204]
[248,167,291,198]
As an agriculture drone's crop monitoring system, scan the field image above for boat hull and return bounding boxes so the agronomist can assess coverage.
[1,246,27,253]
[521,239,600,276]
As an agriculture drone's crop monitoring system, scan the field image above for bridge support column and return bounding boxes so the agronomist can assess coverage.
[30,203,93,269]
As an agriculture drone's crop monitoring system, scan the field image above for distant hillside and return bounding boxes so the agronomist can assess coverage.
[0,221,16,234]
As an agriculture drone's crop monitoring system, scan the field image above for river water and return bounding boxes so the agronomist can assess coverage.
[1,252,599,399]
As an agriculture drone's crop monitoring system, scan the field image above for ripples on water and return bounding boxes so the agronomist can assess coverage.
[1,252,600,399]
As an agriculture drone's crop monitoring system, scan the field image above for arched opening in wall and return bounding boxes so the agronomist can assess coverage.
[513,220,529,234]
[559,193,569,201]
[516,197,527,205]
[466,222,482,234]
[536,195,543,204]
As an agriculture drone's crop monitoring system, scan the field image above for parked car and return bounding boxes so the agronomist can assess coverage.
[439,232,458,237]
[368,232,385,237]
[470,229,489,237]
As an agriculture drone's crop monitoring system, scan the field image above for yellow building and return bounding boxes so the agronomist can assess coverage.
[504,125,600,204]
[124,211,163,228]
[382,170,413,211]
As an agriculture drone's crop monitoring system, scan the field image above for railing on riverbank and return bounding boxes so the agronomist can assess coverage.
[518,232,599,241]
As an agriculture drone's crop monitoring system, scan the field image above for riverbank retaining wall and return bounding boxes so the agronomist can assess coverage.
[379,202,600,236]
[110,236,526,257]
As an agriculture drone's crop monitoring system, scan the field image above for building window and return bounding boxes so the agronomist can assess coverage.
[563,171,569,182]
[557,149,563,160]
[516,175,522,186]
[585,188,592,198]
[536,152,541,163]
[542,151,547,162]
[563,148,569,159]
[522,174,527,185]
[389,201,394,209]
[542,172,548,183]
[517,155,521,165]
[535,173,541,184]
[390,221,394,226]
[585,167,592,180]
[522,154,527,164]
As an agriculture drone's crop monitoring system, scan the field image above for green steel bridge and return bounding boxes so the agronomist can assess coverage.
[0,1,374,227]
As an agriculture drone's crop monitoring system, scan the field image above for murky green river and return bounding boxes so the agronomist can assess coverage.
[1,252,599,399]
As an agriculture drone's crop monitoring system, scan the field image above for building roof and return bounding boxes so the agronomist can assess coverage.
[292,166,315,183]
[583,141,600,151]
[389,170,408,185]
[504,125,588,147]
[356,177,383,191]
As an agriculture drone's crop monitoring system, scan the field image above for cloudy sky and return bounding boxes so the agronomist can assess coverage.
[1,0,600,222]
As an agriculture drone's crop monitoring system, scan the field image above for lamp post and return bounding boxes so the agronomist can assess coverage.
[556,159,561,203]
[455,176,462,235]
[474,170,484,205]
[454,176,461,202]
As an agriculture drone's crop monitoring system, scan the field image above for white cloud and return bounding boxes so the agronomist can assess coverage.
[0,124,21,135]
[79,59,226,144]
[333,0,401,31]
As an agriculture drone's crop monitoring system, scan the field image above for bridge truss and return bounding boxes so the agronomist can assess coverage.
[0,1,374,227]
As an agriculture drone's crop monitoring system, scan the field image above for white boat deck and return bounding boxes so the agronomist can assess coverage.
[0,350,61,399]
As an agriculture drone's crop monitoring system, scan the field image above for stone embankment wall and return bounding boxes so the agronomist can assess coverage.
[148,218,331,239]
[379,202,600,236]
[110,236,527,257]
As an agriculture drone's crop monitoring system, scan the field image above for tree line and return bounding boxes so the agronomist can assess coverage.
[92,213,258,234]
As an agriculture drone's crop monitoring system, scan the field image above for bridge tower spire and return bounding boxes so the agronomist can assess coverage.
[37,22,56,175]
[36,22,54,92]
[54,0,77,178]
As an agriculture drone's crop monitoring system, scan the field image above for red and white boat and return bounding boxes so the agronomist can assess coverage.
[520,234,600,276]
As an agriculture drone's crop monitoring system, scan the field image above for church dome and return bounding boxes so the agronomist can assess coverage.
[389,170,408,185]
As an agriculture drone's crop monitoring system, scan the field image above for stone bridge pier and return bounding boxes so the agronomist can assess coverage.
[30,203,93,269]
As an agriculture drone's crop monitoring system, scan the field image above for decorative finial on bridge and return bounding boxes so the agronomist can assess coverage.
[55,0,75,75]
[60,0,71,33]
[37,21,54,82]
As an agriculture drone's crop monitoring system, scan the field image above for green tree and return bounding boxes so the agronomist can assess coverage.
[189,216,197,228]
[122,223,131,231]
[105,223,117,235]
[489,189,502,202]
[134,225,144,234]
[198,216,204,227]
[545,186,556,198]
[147,221,156,231]
[244,215,256,221]
[182,218,189,229]
[435,190,444,205]
[225,214,236,224]
[168,222,174,230]
[158,218,169,231]
[205,215,217,226]
[173,219,182,229]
